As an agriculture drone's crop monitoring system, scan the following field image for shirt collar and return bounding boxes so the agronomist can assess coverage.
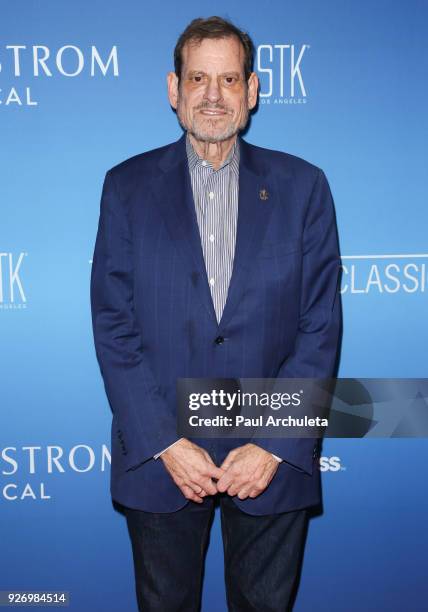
[185,131,239,173]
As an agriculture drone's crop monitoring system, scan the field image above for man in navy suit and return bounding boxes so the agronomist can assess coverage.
[90,15,341,612]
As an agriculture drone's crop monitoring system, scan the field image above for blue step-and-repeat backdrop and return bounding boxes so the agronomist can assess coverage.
[1,1,427,610]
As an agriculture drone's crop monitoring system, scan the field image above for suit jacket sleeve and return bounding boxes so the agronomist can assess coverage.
[253,168,342,475]
[90,170,179,471]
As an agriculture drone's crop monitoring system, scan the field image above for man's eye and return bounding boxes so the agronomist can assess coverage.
[224,76,237,85]
[192,75,203,82]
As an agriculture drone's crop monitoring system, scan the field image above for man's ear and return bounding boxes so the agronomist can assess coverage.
[247,72,259,110]
[167,71,179,109]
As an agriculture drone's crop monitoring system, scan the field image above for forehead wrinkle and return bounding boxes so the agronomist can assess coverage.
[181,38,245,76]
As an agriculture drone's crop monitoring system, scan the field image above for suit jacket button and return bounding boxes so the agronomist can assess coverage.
[215,336,225,345]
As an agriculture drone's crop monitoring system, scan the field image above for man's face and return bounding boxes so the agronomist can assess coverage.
[168,36,258,143]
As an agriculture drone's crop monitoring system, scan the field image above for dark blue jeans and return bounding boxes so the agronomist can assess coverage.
[124,492,308,611]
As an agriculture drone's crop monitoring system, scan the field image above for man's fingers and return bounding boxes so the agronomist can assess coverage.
[227,484,239,497]
[198,477,218,496]
[181,484,204,503]
[188,482,208,496]
[216,471,235,493]
[236,486,252,500]
[190,462,224,493]
[189,477,216,496]
[206,464,225,481]
[248,481,268,498]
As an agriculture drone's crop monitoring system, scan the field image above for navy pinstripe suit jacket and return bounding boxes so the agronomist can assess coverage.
[90,131,342,514]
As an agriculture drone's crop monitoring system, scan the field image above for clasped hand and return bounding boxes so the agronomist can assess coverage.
[160,439,280,503]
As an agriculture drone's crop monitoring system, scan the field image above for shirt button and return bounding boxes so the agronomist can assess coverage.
[202,160,207,166]
[209,234,215,242]
[215,336,225,345]
[208,191,215,199]
[209,278,215,286]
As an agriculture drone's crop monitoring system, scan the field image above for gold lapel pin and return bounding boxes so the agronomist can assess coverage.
[259,188,269,201]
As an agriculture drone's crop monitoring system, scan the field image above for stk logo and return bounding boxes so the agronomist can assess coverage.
[257,44,309,99]
[0,252,27,305]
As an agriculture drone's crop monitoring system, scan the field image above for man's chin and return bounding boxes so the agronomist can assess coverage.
[190,127,239,143]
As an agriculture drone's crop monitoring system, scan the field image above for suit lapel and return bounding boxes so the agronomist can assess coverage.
[150,134,218,326]
[218,146,278,329]
[149,132,279,330]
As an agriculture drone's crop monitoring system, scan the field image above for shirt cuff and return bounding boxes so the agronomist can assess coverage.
[271,453,283,463]
[153,438,184,460]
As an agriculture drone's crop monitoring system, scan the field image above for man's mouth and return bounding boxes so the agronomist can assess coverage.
[199,109,227,116]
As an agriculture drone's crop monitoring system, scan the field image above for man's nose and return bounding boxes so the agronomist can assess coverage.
[203,77,223,103]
